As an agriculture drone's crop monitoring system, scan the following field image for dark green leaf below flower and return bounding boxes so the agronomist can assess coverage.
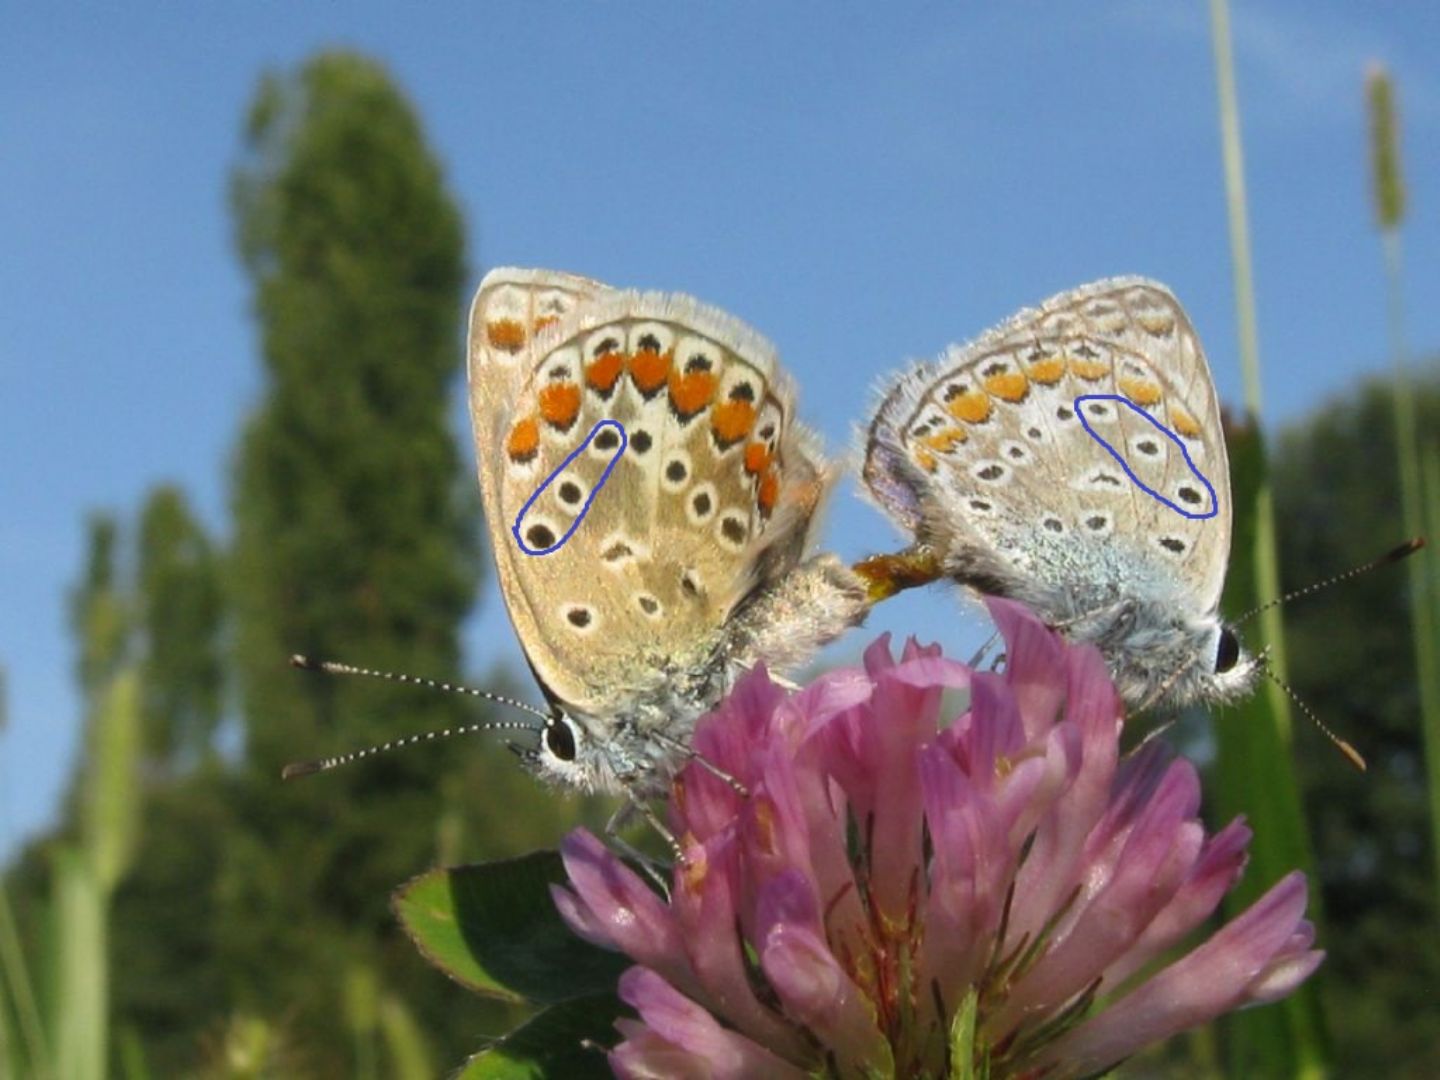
[393,851,628,1005]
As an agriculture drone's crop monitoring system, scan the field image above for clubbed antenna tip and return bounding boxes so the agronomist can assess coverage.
[1385,537,1426,562]
[281,759,324,780]
[1338,741,1368,773]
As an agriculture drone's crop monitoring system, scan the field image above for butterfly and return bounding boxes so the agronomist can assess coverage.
[860,277,1261,712]
[467,268,870,796]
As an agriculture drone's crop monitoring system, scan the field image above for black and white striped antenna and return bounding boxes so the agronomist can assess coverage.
[1235,539,1424,772]
[280,655,547,780]
[1234,538,1424,625]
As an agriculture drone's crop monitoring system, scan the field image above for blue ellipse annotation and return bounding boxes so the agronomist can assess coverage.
[512,419,628,556]
[1074,394,1218,520]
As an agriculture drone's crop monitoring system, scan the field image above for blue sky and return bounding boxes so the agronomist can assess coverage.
[3,2,1438,860]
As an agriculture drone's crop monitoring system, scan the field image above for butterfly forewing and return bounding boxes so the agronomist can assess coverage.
[472,278,829,716]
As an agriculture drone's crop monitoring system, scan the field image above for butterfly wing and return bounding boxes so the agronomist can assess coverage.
[470,275,829,715]
[864,278,1231,620]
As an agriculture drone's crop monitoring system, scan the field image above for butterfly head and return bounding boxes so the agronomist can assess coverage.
[522,711,606,791]
[516,706,683,797]
[1108,608,1261,712]
[1201,620,1263,701]
[507,711,570,781]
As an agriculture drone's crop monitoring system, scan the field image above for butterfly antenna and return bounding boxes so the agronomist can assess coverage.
[289,655,551,719]
[1235,538,1425,625]
[281,655,548,780]
[1257,656,1367,772]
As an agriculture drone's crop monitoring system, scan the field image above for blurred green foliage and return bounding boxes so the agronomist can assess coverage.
[1271,370,1440,1076]
[2,516,146,1079]
[1365,65,1440,929]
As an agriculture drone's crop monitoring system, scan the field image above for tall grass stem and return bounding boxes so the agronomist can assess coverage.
[1209,1,1328,1074]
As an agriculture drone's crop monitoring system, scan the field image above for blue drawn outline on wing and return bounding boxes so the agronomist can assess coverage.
[512,419,628,555]
[1074,394,1218,520]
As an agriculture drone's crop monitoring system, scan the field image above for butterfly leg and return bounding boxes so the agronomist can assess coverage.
[1135,716,1178,747]
[1048,597,1136,636]
[652,731,749,796]
[603,800,677,896]
[969,627,1003,670]
[1134,628,1232,716]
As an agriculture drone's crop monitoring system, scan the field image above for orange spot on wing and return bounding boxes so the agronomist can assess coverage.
[1069,358,1109,381]
[744,442,772,475]
[1170,405,1202,439]
[757,470,779,514]
[1027,357,1066,385]
[913,447,938,473]
[711,399,756,446]
[920,427,967,454]
[532,315,559,334]
[947,391,993,424]
[1119,377,1162,407]
[983,371,1029,402]
[538,383,581,430]
[506,416,540,462]
[629,348,673,395]
[668,368,718,419]
[486,319,526,353]
[585,351,625,394]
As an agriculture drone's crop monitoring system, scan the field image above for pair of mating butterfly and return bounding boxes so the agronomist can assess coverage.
[289,268,1408,795]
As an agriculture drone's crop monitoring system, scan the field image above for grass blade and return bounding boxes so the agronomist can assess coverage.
[1208,2,1329,1074]
[378,995,434,1080]
[51,847,106,1080]
[0,884,49,1078]
[1367,66,1440,917]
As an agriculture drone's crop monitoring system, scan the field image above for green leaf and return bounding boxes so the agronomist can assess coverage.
[393,851,628,1004]
[457,993,622,1080]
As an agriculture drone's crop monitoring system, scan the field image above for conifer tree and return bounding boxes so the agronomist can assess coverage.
[225,50,480,1060]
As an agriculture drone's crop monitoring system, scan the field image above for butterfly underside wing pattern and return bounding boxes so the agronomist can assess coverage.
[863,277,1261,710]
[470,269,868,794]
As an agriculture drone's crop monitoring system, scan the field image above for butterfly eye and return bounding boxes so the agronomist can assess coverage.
[544,717,578,762]
[1214,628,1241,674]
